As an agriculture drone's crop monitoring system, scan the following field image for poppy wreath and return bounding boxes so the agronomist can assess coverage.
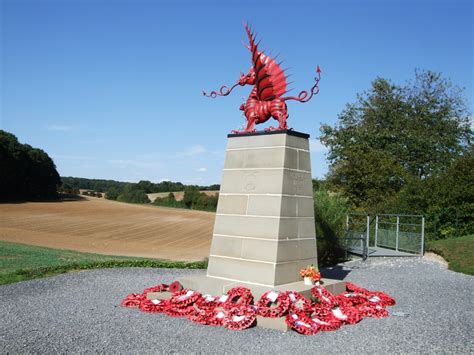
[187,306,210,324]
[139,298,169,313]
[357,303,389,318]
[169,281,183,294]
[311,285,338,306]
[370,292,396,307]
[308,313,342,332]
[286,312,318,335]
[195,294,220,311]
[346,282,395,307]
[206,308,227,326]
[165,304,196,318]
[121,293,146,308]
[331,305,361,325]
[169,289,202,308]
[337,292,367,307]
[142,283,169,294]
[310,303,342,331]
[256,291,290,318]
[121,279,395,335]
[223,305,257,330]
[286,291,312,313]
[222,287,254,310]
[345,281,369,294]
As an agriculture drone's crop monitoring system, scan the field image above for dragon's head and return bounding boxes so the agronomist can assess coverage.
[238,68,256,86]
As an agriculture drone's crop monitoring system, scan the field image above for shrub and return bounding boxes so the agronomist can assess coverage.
[117,189,150,204]
[314,189,352,265]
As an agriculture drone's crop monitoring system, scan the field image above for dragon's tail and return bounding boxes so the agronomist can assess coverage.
[203,83,239,99]
[282,66,321,103]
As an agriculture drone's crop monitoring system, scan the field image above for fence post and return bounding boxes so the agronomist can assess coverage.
[395,216,399,251]
[375,215,379,247]
[366,215,370,250]
[421,216,425,256]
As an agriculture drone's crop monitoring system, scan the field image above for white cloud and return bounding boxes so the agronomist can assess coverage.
[197,167,207,172]
[45,124,75,132]
[309,139,328,153]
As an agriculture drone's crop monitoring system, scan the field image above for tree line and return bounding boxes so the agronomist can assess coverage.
[60,176,220,211]
[0,130,60,200]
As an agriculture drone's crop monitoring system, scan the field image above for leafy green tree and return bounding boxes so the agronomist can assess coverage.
[321,70,472,212]
[137,180,154,193]
[183,186,200,208]
[0,130,60,199]
[396,149,474,239]
[117,188,150,204]
[105,187,120,200]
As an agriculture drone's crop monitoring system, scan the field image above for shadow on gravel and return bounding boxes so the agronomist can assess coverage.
[321,265,352,280]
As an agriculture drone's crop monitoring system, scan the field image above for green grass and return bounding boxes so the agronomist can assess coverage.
[0,241,207,285]
[426,234,474,275]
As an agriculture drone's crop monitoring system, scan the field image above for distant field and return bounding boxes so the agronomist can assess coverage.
[147,190,219,202]
[0,197,214,261]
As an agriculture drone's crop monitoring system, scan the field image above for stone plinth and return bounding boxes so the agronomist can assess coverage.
[177,130,345,330]
[207,130,318,286]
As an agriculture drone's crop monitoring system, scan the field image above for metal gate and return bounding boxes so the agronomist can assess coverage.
[341,213,425,259]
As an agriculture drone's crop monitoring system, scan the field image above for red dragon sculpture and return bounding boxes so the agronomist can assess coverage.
[203,23,321,134]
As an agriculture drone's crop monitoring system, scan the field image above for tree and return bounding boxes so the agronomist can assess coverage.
[182,186,200,208]
[321,70,472,212]
[105,187,120,200]
[117,186,150,204]
[0,130,61,199]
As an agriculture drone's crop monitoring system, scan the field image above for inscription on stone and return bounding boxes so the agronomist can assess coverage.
[243,172,258,192]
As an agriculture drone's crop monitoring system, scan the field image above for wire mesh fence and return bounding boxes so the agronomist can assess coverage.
[340,213,425,258]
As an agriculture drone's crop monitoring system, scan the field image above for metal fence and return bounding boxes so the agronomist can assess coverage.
[340,213,425,259]
[375,214,425,255]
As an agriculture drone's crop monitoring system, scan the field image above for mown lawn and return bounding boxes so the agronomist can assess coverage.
[0,241,207,285]
[426,234,474,275]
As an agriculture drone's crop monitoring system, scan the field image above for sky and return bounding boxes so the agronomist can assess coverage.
[1,0,473,185]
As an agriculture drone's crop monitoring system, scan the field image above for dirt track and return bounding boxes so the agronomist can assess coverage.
[0,197,214,261]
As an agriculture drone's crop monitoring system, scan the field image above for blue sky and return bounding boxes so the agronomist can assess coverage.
[1,0,472,185]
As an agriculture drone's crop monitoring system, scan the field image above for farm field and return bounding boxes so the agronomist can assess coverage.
[0,197,214,261]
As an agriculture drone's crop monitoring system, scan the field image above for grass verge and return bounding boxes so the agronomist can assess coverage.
[0,241,207,285]
[426,234,474,275]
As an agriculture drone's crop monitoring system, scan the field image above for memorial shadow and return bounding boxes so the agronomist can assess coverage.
[321,265,352,280]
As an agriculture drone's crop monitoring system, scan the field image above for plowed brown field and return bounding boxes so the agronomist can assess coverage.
[0,197,214,261]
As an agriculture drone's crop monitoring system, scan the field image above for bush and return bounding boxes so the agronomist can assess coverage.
[117,189,150,204]
[314,189,352,265]
[153,196,185,209]
[105,187,120,200]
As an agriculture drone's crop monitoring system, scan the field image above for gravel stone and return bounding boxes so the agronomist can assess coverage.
[1,258,473,353]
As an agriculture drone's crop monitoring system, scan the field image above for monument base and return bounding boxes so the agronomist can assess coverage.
[178,275,346,299]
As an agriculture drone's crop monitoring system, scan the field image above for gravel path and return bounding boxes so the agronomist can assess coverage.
[1,258,473,353]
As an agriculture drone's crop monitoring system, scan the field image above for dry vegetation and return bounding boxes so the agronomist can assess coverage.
[0,197,214,261]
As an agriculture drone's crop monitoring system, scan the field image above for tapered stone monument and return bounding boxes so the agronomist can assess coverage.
[180,130,345,300]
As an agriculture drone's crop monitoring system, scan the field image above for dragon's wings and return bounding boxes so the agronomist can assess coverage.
[245,24,287,101]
